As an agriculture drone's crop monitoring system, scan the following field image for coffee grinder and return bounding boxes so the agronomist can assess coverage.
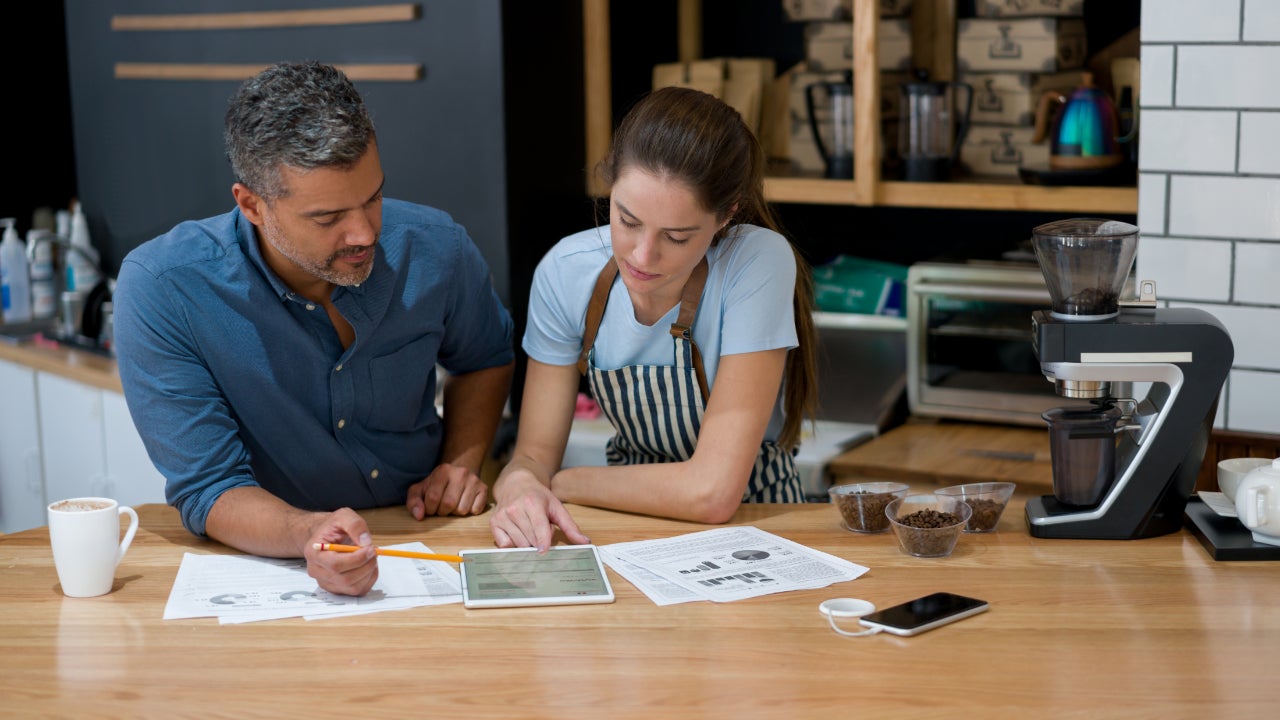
[1025,218,1234,539]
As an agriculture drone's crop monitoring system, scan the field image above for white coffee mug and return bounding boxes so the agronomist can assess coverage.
[1217,457,1272,503]
[1234,459,1280,547]
[48,497,140,598]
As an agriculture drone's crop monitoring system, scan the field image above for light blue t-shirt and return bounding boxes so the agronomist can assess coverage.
[524,224,798,440]
[113,199,514,537]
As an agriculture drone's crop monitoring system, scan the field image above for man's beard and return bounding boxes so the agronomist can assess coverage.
[262,211,376,287]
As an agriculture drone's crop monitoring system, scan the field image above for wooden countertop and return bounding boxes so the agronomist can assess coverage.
[828,417,1054,490]
[0,337,121,392]
[3,502,1277,717]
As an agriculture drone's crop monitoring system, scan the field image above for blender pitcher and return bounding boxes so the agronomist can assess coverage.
[805,71,854,179]
[898,76,973,182]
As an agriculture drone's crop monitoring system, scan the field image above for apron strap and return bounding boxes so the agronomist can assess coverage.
[669,257,710,402]
[577,258,619,376]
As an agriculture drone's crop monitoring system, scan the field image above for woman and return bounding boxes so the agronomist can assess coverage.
[490,86,818,550]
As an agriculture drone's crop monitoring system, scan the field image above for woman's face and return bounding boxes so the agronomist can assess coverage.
[609,167,722,310]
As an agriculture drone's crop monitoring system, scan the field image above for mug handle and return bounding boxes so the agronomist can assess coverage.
[1240,486,1271,530]
[116,505,139,567]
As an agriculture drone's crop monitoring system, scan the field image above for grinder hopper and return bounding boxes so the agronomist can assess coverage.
[1031,218,1138,321]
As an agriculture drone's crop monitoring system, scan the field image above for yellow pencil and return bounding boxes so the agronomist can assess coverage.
[313,542,466,563]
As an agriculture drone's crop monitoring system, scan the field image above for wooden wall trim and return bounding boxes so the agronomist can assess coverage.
[114,63,423,82]
[1198,428,1280,491]
[111,4,419,31]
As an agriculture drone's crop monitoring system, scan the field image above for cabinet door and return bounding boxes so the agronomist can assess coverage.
[0,359,45,533]
[102,391,167,506]
[36,372,108,503]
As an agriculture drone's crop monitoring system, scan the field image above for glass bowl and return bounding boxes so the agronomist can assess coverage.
[935,481,1016,533]
[829,482,910,533]
[886,494,972,558]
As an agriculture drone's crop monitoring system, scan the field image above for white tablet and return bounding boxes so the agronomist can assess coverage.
[458,545,616,609]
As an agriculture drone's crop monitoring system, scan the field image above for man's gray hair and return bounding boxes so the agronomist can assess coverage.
[224,60,376,201]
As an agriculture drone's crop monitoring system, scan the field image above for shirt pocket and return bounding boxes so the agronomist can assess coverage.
[366,334,440,432]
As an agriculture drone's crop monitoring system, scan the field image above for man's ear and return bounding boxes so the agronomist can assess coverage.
[232,183,266,226]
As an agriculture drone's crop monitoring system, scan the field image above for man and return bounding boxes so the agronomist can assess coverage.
[113,61,514,596]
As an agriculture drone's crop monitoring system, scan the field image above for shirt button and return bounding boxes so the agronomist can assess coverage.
[370,469,380,479]
[306,303,316,311]
[335,364,343,372]
[338,419,346,429]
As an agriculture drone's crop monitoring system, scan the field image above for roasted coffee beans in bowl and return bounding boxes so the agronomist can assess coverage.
[936,482,1016,533]
[829,482,910,533]
[886,494,972,558]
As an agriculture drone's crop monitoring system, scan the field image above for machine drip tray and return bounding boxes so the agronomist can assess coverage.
[1184,496,1280,561]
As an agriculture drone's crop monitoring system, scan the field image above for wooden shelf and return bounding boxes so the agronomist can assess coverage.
[763,176,858,205]
[875,179,1136,213]
[764,176,1136,213]
[584,0,1136,216]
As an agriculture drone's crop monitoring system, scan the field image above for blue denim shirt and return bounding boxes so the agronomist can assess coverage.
[112,199,513,537]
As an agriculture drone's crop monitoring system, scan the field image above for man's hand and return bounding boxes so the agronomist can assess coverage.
[303,508,379,596]
[405,462,489,519]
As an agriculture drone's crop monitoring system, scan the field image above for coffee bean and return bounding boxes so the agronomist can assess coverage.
[963,497,1007,531]
[835,490,896,533]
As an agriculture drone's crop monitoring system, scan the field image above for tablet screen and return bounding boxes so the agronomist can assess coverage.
[459,545,615,608]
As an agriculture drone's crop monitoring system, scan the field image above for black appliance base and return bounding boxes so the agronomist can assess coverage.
[1184,496,1280,561]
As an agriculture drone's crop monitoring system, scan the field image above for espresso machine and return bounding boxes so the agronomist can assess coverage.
[1025,219,1234,539]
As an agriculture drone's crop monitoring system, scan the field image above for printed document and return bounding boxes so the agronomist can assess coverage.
[600,526,868,604]
[163,542,462,624]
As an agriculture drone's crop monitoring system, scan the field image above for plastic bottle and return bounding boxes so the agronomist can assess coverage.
[66,200,101,295]
[27,228,57,319]
[1,217,33,324]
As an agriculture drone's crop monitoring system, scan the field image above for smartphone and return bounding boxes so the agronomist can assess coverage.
[858,592,988,636]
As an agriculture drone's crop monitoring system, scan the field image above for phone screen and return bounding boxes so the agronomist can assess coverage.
[858,592,988,636]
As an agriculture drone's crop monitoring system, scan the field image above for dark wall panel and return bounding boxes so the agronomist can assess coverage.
[63,0,511,303]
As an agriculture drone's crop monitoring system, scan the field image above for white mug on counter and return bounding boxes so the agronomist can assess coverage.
[47,497,140,598]
[1234,459,1280,547]
[1217,457,1272,503]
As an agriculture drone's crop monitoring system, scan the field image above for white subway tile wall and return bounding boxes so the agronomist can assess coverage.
[1234,241,1280,305]
[1137,236,1230,302]
[1245,0,1280,42]
[1143,4,1280,433]
[1141,0,1240,43]
[1138,110,1237,173]
[1138,173,1167,234]
[1177,46,1280,108]
[1229,370,1280,430]
[1168,176,1280,239]
[1140,44,1174,106]
[1239,112,1280,174]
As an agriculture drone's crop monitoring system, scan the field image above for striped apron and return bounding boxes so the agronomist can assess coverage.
[576,257,803,503]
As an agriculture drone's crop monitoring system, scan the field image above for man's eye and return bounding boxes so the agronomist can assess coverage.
[314,217,339,227]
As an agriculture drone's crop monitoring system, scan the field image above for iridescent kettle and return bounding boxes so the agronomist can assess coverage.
[1032,73,1127,171]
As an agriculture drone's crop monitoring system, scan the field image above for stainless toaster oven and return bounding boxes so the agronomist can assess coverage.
[906,259,1091,426]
